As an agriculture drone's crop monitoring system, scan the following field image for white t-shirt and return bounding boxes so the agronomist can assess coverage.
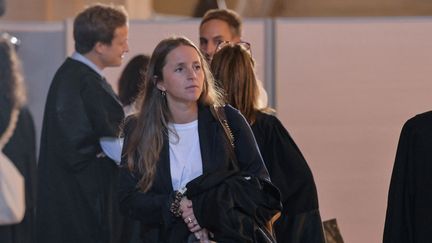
[168,120,203,191]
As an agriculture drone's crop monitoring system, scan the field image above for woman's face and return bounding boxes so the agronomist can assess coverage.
[158,45,204,106]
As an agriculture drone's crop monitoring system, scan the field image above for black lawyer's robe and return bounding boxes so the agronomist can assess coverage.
[384,111,432,243]
[251,111,325,243]
[36,58,124,243]
[118,105,270,243]
[0,107,37,243]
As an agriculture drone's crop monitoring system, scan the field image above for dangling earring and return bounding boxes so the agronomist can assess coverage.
[161,90,166,97]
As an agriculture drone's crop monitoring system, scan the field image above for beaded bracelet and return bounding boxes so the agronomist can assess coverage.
[169,187,187,217]
[170,191,183,217]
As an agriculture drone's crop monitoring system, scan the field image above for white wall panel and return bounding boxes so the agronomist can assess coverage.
[275,17,432,243]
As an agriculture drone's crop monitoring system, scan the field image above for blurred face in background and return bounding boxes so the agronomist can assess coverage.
[97,25,129,68]
[199,19,240,62]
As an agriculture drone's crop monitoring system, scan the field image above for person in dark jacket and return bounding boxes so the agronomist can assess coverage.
[383,111,432,243]
[36,4,129,243]
[0,32,37,243]
[210,42,326,243]
[116,54,150,243]
[118,36,271,243]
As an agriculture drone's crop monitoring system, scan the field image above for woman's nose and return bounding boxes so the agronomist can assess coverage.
[187,67,197,78]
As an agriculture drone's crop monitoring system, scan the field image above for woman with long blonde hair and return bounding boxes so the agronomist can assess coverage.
[118,36,270,243]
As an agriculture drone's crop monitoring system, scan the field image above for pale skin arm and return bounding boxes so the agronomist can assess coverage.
[179,197,210,242]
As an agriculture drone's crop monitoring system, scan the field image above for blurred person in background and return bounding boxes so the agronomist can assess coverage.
[36,4,128,243]
[116,54,150,243]
[0,33,37,243]
[384,111,432,243]
[118,54,150,116]
[211,42,326,243]
[199,8,268,109]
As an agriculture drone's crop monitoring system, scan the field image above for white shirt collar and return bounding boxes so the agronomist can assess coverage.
[70,52,103,77]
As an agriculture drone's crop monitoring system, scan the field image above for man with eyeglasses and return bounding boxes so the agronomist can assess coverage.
[199,8,268,109]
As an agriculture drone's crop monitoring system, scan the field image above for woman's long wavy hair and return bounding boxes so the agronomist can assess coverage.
[210,43,259,124]
[0,37,26,114]
[124,36,223,192]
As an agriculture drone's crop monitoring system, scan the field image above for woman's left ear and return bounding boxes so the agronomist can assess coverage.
[155,76,165,92]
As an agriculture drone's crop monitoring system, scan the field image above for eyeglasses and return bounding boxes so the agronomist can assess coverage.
[215,40,252,57]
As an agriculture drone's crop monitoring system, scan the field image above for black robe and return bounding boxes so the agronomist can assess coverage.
[251,111,325,243]
[384,111,432,243]
[36,58,124,243]
[0,107,37,243]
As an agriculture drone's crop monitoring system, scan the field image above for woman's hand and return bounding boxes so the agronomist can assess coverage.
[195,228,210,242]
[180,197,202,233]
[179,197,213,242]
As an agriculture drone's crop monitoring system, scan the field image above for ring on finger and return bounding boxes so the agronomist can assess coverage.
[187,217,193,224]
